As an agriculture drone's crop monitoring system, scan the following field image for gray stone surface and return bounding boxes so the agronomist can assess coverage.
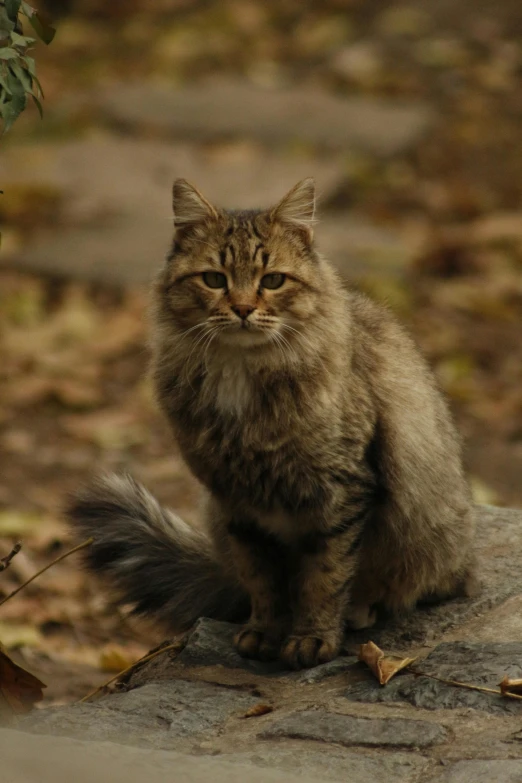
[345,641,522,714]
[293,655,359,683]
[224,745,430,783]
[132,618,285,677]
[8,504,522,783]
[261,709,446,749]
[19,680,258,748]
[96,79,433,156]
[126,619,358,684]
[0,729,342,783]
[429,759,522,783]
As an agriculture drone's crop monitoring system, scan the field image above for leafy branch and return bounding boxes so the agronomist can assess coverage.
[0,0,55,133]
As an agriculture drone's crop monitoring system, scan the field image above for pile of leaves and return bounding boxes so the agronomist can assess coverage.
[0,273,199,705]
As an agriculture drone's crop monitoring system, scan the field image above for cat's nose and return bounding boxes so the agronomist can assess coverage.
[231,304,255,320]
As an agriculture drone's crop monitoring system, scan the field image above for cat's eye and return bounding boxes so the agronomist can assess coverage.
[261,273,286,290]
[202,271,227,289]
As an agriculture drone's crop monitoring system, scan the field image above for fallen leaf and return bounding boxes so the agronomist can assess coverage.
[0,642,46,716]
[499,676,522,696]
[358,641,416,685]
[241,703,274,719]
[0,510,43,536]
[0,622,43,649]
[99,645,136,673]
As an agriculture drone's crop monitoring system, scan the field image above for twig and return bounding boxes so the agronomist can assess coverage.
[0,542,22,572]
[0,538,93,606]
[80,641,184,703]
[409,667,522,702]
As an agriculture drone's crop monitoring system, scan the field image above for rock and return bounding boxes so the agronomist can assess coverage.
[125,619,357,684]
[224,745,430,783]
[429,759,522,783]
[19,680,259,749]
[345,641,522,714]
[0,728,339,783]
[291,656,359,683]
[161,618,284,675]
[261,709,446,749]
[96,79,433,157]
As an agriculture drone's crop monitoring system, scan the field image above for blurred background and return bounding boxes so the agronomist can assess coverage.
[1,0,522,704]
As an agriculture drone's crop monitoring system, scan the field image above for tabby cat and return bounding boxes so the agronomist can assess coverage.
[68,178,476,669]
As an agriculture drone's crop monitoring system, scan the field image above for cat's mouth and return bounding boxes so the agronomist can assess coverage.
[218,321,274,346]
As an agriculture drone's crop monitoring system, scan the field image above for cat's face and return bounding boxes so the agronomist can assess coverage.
[160,179,321,349]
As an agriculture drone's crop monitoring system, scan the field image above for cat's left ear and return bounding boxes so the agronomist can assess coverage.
[172,179,218,229]
[271,178,316,240]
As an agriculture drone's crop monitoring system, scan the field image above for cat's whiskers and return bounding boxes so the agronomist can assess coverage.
[177,322,212,340]
[269,330,295,367]
[280,322,329,371]
[182,325,216,385]
[202,326,223,367]
[274,330,300,364]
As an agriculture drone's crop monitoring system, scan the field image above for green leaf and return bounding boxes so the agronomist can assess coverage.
[19,56,42,96]
[0,71,13,96]
[1,87,26,132]
[29,69,42,96]
[20,2,36,17]
[0,47,19,60]
[5,0,22,23]
[0,9,16,36]
[26,10,55,44]
[11,31,36,48]
[8,60,32,93]
[24,53,35,74]
[31,91,42,117]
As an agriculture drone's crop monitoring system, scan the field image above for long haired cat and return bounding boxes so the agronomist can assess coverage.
[67,178,476,669]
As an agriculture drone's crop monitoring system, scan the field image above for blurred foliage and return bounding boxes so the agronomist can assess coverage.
[0,0,55,133]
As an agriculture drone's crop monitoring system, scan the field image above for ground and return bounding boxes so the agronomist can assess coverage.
[0,0,522,716]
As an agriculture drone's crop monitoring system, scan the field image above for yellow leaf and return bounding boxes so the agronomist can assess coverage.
[499,676,522,696]
[0,511,42,536]
[241,703,274,719]
[358,641,416,685]
[0,622,42,649]
[99,645,136,673]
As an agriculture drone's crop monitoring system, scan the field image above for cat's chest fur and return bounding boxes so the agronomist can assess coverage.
[204,358,253,417]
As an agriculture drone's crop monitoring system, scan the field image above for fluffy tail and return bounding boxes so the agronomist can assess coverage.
[65,474,249,630]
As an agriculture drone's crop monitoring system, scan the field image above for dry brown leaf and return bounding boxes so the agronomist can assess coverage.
[0,643,46,715]
[499,676,522,696]
[241,703,274,719]
[358,641,416,685]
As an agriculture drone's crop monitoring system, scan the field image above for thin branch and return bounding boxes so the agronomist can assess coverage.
[0,538,93,606]
[80,641,185,703]
[409,667,522,702]
[0,542,22,572]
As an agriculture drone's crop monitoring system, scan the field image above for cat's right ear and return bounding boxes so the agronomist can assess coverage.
[172,179,218,229]
[270,178,316,243]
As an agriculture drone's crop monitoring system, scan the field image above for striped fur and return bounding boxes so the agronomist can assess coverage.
[66,179,476,669]
[67,474,248,628]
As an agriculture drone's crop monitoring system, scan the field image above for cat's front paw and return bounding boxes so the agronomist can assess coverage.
[280,632,340,670]
[234,626,282,661]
